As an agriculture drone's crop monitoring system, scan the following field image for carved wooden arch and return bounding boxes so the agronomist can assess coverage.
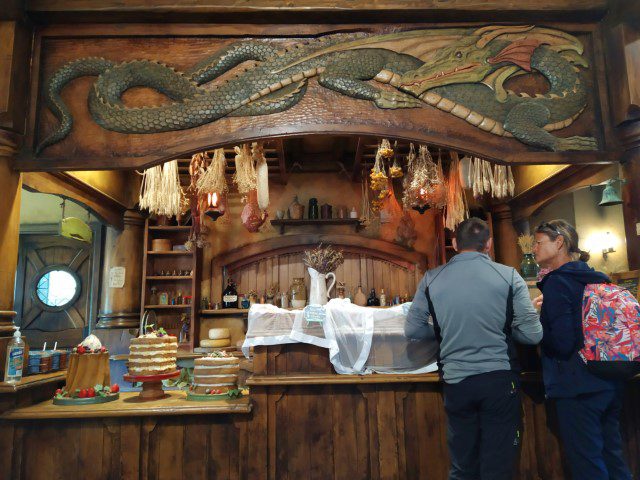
[211,234,428,274]
[22,25,616,171]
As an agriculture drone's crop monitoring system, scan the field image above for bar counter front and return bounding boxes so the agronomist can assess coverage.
[2,341,640,480]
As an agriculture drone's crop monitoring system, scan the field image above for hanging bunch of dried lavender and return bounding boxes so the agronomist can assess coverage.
[303,243,344,274]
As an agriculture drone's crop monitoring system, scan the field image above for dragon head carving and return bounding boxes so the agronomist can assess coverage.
[399,25,586,98]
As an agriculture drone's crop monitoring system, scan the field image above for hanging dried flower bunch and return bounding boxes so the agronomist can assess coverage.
[303,243,344,274]
[377,138,394,160]
[389,151,403,178]
[422,149,447,208]
[370,143,389,193]
[139,160,184,218]
[471,156,515,199]
[233,143,256,196]
[402,144,440,210]
[196,149,227,195]
[445,151,469,230]
[252,142,270,210]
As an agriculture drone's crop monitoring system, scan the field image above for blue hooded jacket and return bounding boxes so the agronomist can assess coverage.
[537,261,618,398]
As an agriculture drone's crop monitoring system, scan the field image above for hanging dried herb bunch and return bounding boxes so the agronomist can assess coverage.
[303,243,344,274]
[196,148,227,195]
[402,144,440,210]
[233,143,256,196]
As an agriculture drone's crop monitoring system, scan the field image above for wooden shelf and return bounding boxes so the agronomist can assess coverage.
[1,391,251,419]
[201,308,249,316]
[0,371,66,393]
[146,276,193,280]
[148,226,191,232]
[144,304,192,309]
[147,251,193,256]
[270,218,362,234]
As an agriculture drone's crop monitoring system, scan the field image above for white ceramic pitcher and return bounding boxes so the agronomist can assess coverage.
[307,267,336,305]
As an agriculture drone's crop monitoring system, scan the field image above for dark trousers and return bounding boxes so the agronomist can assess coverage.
[443,370,522,480]
[555,389,632,480]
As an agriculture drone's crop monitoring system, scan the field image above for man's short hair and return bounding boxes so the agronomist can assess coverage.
[455,217,490,252]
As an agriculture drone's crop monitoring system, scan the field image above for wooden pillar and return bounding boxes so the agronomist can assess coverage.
[621,147,640,270]
[491,203,521,269]
[0,133,21,337]
[96,210,145,329]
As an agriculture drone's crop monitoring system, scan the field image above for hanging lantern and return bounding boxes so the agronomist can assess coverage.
[204,191,226,221]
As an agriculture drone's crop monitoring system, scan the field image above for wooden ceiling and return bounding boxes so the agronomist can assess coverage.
[175,135,460,186]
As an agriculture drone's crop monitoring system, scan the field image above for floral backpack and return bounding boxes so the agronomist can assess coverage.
[579,283,640,380]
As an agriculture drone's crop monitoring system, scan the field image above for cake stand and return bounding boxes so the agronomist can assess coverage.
[123,370,180,401]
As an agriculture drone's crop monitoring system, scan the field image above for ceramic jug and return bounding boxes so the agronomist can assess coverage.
[307,268,336,305]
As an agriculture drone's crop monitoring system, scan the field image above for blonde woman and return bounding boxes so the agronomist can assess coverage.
[533,219,631,480]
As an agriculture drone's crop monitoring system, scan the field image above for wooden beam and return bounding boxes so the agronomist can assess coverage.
[24,0,608,25]
[275,138,287,185]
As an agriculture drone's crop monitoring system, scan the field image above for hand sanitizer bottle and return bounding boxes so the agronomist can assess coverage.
[4,329,25,383]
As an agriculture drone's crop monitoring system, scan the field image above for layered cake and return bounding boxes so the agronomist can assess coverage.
[191,351,240,394]
[128,329,178,376]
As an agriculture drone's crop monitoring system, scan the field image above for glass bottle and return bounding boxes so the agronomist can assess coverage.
[222,279,239,308]
[367,288,380,307]
[379,288,386,307]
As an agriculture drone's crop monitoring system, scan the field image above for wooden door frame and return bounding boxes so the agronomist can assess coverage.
[14,222,105,335]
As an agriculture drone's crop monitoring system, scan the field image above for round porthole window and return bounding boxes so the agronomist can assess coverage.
[34,268,80,310]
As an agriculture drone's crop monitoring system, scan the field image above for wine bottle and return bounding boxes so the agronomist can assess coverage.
[222,279,238,308]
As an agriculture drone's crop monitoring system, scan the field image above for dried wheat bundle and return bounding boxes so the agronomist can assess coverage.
[445,152,468,230]
[233,143,256,195]
[196,149,227,195]
[517,234,535,254]
[303,243,344,274]
[507,166,515,196]
[139,161,183,217]
[252,142,270,210]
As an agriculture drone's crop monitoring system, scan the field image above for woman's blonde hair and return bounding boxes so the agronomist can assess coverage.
[535,219,590,262]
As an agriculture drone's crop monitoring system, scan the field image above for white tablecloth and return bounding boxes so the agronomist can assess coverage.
[242,298,438,375]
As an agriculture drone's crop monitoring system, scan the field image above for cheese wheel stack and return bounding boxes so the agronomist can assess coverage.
[200,327,231,348]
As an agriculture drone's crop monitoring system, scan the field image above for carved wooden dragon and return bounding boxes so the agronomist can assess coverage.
[38,25,596,154]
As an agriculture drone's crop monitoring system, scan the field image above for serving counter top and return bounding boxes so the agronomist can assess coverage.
[0,371,66,393]
[1,390,251,419]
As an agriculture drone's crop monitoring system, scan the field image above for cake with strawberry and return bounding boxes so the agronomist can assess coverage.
[190,351,240,395]
[53,334,119,403]
[128,328,178,376]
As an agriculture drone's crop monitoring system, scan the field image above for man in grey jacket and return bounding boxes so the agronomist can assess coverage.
[405,217,542,480]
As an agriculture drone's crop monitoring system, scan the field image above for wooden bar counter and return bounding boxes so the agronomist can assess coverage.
[1,345,639,479]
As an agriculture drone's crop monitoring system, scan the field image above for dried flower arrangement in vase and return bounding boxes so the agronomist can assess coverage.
[303,244,344,306]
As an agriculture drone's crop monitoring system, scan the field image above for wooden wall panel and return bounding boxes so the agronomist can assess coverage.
[229,252,417,301]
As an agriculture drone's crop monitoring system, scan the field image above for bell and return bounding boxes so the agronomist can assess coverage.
[599,180,623,207]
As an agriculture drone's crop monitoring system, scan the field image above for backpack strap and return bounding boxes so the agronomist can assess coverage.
[424,285,444,380]
[504,268,521,373]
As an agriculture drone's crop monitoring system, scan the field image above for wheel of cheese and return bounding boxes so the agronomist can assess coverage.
[208,328,230,340]
[200,338,231,348]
